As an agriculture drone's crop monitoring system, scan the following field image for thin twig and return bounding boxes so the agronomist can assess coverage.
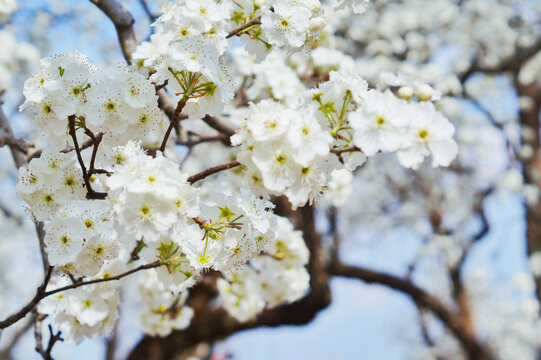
[160,73,202,153]
[330,262,493,360]
[138,0,157,22]
[330,146,362,154]
[33,314,47,357]
[0,266,54,330]
[0,261,161,330]
[90,0,137,64]
[176,133,228,147]
[43,261,161,298]
[0,101,26,169]
[202,115,236,138]
[28,138,95,162]
[187,161,241,184]
[67,116,107,200]
[226,17,261,39]
[160,98,190,152]
[34,315,63,360]
[0,313,35,359]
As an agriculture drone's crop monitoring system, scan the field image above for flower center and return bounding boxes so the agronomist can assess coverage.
[275,154,287,164]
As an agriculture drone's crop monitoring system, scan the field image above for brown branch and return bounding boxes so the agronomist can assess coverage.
[138,0,157,22]
[0,266,54,330]
[43,260,161,298]
[28,138,95,162]
[514,74,541,305]
[0,129,31,156]
[33,314,46,357]
[35,222,49,275]
[82,128,106,177]
[0,313,35,359]
[176,133,228,147]
[157,89,177,121]
[226,17,261,39]
[0,102,27,169]
[187,161,241,184]
[0,261,162,330]
[90,0,137,64]
[159,97,190,152]
[202,115,236,137]
[330,146,362,154]
[459,37,541,83]
[330,262,492,360]
[1,97,50,276]
[67,116,107,200]
[159,72,204,153]
[34,315,63,360]
[448,188,492,338]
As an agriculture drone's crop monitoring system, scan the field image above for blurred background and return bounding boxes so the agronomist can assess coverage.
[1,0,541,359]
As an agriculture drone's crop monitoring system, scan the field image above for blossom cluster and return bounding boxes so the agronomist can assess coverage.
[232,70,458,208]
[259,0,325,52]
[20,51,163,149]
[44,200,117,277]
[217,216,310,321]
[133,0,235,119]
[17,151,86,221]
[39,281,119,344]
[137,270,194,337]
[104,141,199,245]
[6,0,468,348]
[232,99,334,209]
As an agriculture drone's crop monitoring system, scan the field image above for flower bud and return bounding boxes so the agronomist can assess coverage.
[416,84,433,101]
[309,17,326,32]
[398,85,414,100]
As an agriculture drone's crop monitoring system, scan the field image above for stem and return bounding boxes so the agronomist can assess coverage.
[67,116,107,200]
[28,138,95,162]
[43,260,161,298]
[0,266,54,329]
[330,146,362,154]
[187,161,241,184]
[0,261,162,330]
[159,75,200,153]
[226,17,261,39]
[34,314,63,360]
[176,133,228,147]
[84,129,104,176]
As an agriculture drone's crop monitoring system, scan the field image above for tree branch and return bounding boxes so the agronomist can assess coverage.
[202,115,236,137]
[226,17,261,39]
[176,133,228,147]
[0,266,54,330]
[0,261,161,330]
[330,146,362,154]
[34,314,63,360]
[43,260,161,298]
[187,161,241,184]
[459,37,541,83]
[330,262,492,360]
[67,116,107,200]
[138,0,157,22]
[159,96,190,153]
[0,313,35,359]
[0,102,27,169]
[89,0,137,64]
